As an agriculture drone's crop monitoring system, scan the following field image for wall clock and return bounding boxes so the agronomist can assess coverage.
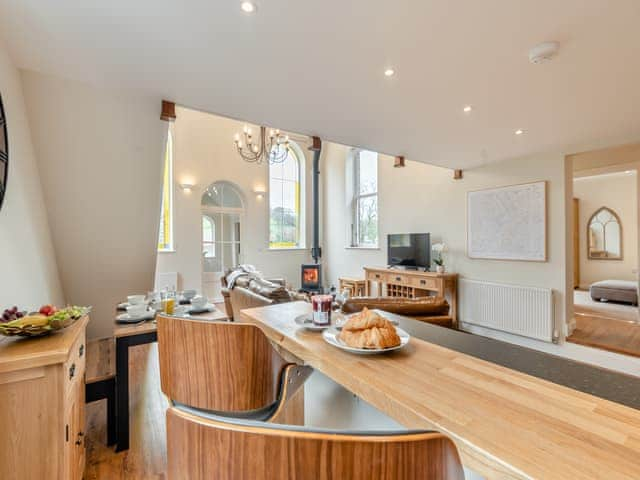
[0,93,6,211]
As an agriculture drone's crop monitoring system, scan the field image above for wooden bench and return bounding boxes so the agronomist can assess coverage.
[85,337,116,446]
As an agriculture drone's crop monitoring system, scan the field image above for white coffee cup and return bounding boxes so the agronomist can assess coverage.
[182,290,197,301]
[191,295,208,309]
[128,295,146,305]
[127,304,148,317]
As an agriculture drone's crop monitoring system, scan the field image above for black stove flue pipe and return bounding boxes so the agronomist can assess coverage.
[309,136,322,263]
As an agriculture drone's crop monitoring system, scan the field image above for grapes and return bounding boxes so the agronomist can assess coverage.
[2,306,27,323]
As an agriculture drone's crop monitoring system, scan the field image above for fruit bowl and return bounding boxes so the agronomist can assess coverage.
[0,306,91,338]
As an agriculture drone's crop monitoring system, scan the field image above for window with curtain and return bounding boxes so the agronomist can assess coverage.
[158,130,174,251]
[351,149,378,247]
[269,145,303,248]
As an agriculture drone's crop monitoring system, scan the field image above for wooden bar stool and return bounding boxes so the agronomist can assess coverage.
[157,315,312,423]
[167,406,464,480]
[339,277,366,297]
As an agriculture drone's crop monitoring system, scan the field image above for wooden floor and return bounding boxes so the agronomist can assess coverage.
[567,313,640,358]
[85,303,229,479]
[85,342,168,479]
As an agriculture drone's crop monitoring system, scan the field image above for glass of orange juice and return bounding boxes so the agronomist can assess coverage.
[165,297,175,314]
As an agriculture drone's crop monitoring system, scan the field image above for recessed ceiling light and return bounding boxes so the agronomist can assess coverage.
[240,1,256,13]
[515,129,524,135]
[463,105,472,113]
[384,68,395,77]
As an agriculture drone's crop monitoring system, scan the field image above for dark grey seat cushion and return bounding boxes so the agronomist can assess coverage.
[172,404,427,436]
[590,280,638,305]
[174,401,279,422]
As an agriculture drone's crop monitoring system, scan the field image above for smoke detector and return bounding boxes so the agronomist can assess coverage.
[529,41,559,64]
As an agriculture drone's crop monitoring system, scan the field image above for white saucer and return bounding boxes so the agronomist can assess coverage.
[188,303,216,314]
[294,314,331,331]
[322,325,410,354]
[116,310,155,323]
[118,301,149,309]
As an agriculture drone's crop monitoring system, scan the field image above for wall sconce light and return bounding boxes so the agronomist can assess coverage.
[179,183,194,193]
[254,189,267,199]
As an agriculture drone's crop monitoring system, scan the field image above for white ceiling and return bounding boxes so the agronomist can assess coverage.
[1,0,639,169]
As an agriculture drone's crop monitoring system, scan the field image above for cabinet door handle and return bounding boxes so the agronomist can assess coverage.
[69,363,76,380]
[420,280,426,285]
[79,344,84,357]
[395,276,402,282]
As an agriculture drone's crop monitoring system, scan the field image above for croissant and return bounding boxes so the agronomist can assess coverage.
[339,308,401,349]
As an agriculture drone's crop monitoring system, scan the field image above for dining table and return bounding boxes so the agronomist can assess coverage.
[112,306,228,451]
[240,301,640,480]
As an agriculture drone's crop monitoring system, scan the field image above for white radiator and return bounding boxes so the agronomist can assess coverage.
[459,279,555,342]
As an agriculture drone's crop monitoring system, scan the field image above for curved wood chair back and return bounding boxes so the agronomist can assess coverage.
[167,407,465,480]
[157,315,288,412]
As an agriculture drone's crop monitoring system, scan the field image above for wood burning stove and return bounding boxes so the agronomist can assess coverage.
[301,264,322,293]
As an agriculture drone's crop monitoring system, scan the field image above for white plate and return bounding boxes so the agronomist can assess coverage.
[294,314,331,331]
[322,326,410,355]
[188,303,216,314]
[116,310,156,323]
[118,301,150,310]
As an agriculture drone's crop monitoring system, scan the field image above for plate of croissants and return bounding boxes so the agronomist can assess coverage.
[323,308,410,354]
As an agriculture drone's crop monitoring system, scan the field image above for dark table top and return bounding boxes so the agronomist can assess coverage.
[390,313,640,410]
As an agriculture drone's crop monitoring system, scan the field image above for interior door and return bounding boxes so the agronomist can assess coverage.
[202,211,242,302]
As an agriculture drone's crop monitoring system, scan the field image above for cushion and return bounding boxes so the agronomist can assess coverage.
[248,278,291,303]
[590,280,638,305]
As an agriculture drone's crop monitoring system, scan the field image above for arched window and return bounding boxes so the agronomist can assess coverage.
[269,144,304,248]
[158,129,174,251]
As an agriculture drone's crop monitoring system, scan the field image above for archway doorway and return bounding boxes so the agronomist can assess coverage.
[201,181,244,302]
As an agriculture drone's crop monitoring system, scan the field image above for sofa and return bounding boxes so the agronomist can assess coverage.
[221,273,307,321]
[342,296,453,328]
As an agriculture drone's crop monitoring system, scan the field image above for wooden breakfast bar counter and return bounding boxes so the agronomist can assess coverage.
[240,302,640,480]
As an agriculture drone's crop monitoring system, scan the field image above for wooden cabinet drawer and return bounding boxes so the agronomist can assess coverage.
[387,273,408,285]
[64,331,86,397]
[367,271,387,282]
[409,276,439,290]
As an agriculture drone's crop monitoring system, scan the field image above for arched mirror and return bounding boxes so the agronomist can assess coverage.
[0,93,8,211]
[588,207,622,260]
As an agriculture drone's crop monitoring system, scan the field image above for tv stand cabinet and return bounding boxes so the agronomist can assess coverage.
[364,267,458,326]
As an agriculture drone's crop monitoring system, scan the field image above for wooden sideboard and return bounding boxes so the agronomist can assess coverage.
[0,316,88,480]
[364,267,458,325]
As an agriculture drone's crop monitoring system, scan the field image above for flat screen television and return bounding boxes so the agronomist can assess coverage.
[387,233,431,270]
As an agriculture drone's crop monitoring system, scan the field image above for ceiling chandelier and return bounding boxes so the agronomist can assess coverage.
[233,125,290,164]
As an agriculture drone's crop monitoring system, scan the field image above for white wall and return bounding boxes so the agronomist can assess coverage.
[323,143,569,333]
[21,70,166,339]
[0,41,63,309]
[574,172,638,288]
[155,107,313,295]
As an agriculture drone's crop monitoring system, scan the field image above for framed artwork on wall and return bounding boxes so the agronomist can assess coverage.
[0,93,7,212]
[467,181,547,261]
